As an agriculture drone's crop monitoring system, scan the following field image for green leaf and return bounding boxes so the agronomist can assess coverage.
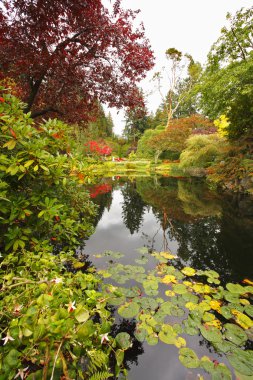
[172,283,188,294]
[179,347,199,368]
[75,308,89,323]
[226,283,246,294]
[227,348,253,376]
[158,324,177,345]
[115,349,124,366]
[224,323,248,346]
[200,324,223,343]
[118,302,140,318]
[115,332,132,350]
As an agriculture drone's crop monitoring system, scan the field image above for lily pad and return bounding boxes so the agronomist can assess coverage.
[226,283,246,294]
[200,324,223,343]
[146,333,159,346]
[115,332,132,350]
[179,347,199,368]
[181,267,196,276]
[158,324,177,345]
[227,348,253,376]
[172,283,187,294]
[245,305,253,318]
[118,302,140,318]
[134,328,148,342]
[224,323,248,346]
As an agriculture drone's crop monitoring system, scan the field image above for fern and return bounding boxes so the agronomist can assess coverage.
[87,350,109,375]
[89,371,113,380]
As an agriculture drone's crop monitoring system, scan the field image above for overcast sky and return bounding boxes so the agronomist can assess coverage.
[108,0,252,135]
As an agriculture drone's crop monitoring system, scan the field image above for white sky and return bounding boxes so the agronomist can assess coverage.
[108,0,252,135]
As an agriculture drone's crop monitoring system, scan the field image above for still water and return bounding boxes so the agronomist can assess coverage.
[83,176,253,380]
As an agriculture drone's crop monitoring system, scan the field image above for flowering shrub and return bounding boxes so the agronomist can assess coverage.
[85,140,112,158]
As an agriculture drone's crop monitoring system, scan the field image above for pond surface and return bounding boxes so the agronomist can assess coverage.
[83,176,253,380]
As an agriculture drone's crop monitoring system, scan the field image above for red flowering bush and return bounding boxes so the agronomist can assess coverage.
[85,140,112,158]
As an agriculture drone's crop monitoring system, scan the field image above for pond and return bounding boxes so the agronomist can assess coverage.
[83,176,253,380]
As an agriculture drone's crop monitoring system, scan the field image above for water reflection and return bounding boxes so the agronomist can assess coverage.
[84,176,253,380]
[86,176,253,283]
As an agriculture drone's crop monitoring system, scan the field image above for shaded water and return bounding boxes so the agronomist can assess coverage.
[83,176,253,379]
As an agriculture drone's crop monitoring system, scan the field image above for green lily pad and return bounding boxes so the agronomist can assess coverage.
[158,324,177,345]
[172,283,187,294]
[200,324,222,343]
[115,332,132,350]
[146,333,158,346]
[245,305,253,318]
[226,283,246,294]
[118,302,140,318]
[179,347,199,368]
[227,348,253,376]
[224,323,248,346]
[134,328,148,342]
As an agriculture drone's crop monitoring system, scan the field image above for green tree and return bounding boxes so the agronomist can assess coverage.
[199,6,253,139]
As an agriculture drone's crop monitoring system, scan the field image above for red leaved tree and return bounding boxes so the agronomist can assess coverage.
[0,0,154,123]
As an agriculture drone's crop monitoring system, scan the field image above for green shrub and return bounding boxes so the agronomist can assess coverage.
[179,134,226,170]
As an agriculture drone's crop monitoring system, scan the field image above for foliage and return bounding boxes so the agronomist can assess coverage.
[147,115,215,161]
[0,89,133,378]
[199,6,253,139]
[180,134,226,170]
[123,101,151,142]
[0,88,97,252]
[136,126,165,160]
[0,0,154,122]
[96,247,253,379]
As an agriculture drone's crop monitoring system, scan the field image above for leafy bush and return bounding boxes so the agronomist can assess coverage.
[179,134,226,170]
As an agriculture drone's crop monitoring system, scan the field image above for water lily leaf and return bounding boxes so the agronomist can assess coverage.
[213,340,237,354]
[77,320,95,339]
[158,324,177,345]
[115,332,132,350]
[179,347,199,368]
[245,305,253,318]
[203,312,216,322]
[138,297,158,311]
[172,283,187,294]
[226,283,246,294]
[174,337,186,348]
[219,306,233,320]
[181,267,196,276]
[108,295,126,306]
[136,247,149,254]
[146,333,158,346]
[240,299,251,306]
[247,327,253,341]
[118,302,140,318]
[235,370,253,380]
[160,301,173,314]
[245,286,253,294]
[200,324,222,343]
[182,292,199,303]
[200,356,215,373]
[231,309,253,329]
[192,283,212,294]
[134,328,148,342]
[135,257,148,265]
[161,274,177,284]
[173,323,183,334]
[224,291,240,304]
[210,300,221,311]
[165,290,175,297]
[160,251,177,259]
[212,363,232,380]
[227,348,253,376]
[224,323,248,346]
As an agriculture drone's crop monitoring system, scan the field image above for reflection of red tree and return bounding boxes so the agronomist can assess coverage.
[90,184,112,198]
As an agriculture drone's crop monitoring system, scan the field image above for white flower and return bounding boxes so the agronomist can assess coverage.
[2,331,15,345]
[67,300,76,313]
[14,367,29,379]
[100,333,110,344]
[51,277,63,284]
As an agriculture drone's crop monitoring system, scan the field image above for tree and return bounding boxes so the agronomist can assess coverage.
[123,102,150,142]
[199,6,253,139]
[153,48,202,128]
[147,115,215,163]
[0,0,154,123]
